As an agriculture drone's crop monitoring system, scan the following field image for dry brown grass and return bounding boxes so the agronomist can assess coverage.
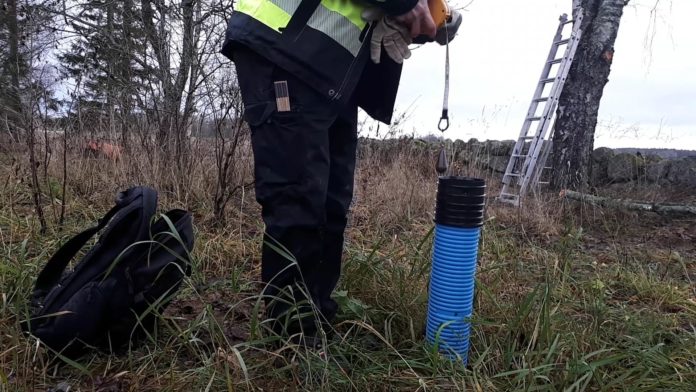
[1,135,695,391]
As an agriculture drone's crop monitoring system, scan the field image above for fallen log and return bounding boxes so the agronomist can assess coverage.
[559,190,696,216]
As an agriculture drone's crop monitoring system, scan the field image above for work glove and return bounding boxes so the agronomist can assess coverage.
[362,8,412,64]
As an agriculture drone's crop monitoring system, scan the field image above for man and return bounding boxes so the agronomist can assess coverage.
[221,0,437,343]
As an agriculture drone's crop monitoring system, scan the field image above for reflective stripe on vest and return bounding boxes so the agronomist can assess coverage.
[236,0,293,32]
[236,0,367,56]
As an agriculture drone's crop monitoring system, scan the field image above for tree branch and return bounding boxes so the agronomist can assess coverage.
[560,190,696,216]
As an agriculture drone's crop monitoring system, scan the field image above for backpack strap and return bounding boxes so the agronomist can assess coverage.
[33,187,157,294]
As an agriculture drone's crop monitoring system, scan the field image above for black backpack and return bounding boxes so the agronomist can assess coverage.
[22,186,195,359]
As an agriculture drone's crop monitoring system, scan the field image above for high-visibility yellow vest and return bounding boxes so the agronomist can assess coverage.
[222,0,376,105]
[236,0,369,57]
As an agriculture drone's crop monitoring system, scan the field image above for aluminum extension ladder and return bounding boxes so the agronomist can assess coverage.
[498,10,584,206]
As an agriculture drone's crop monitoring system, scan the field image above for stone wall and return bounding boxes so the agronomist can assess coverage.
[357,137,696,188]
[449,139,696,188]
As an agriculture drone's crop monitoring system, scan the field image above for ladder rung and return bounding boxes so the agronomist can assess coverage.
[512,154,527,158]
[548,58,563,65]
[541,77,556,84]
[521,136,536,140]
[500,192,519,198]
[533,97,550,102]
[555,38,570,45]
[538,181,550,185]
[505,173,521,177]
[527,116,542,121]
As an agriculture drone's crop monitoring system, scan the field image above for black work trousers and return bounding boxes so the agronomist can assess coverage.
[232,47,358,336]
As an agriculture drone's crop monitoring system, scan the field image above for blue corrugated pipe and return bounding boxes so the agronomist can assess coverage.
[426,176,485,364]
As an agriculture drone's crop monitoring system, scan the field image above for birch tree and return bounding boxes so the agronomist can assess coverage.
[550,0,630,190]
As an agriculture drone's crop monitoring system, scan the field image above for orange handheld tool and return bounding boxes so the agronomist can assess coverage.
[414,0,460,45]
[428,0,451,28]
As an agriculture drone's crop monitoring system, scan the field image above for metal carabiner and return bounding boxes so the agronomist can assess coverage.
[438,111,450,132]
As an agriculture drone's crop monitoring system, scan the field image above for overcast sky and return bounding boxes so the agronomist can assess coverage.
[372,0,696,150]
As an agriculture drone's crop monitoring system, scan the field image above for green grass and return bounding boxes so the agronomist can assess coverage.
[1,158,695,391]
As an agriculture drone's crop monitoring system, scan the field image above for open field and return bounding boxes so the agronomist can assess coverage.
[1,139,695,391]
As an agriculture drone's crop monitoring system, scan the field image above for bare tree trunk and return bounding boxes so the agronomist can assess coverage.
[106,0,116,138]
[7,0,46,232]
[60,124,67,227]
[141,0,196,160]
[141,0,171,149]
[551,0,628,190]
[6,0,24,137]
[120,0,136,152]
[28,122,47,234]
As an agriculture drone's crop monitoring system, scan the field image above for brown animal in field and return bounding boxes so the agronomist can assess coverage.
[83,140,122,161]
